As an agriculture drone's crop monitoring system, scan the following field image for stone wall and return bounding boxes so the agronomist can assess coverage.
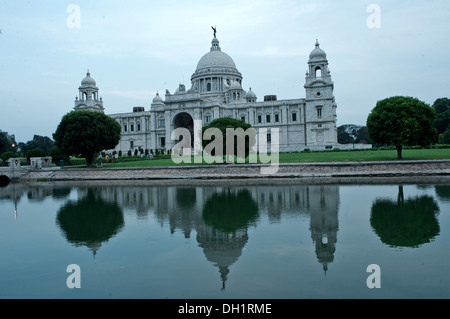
[16,160,450,181]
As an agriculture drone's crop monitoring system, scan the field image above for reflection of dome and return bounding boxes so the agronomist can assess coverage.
[81,71,96,87]
[196,38,237,71]
[309,40,327,60]
[197,226,248,291]
[199,189,259,290]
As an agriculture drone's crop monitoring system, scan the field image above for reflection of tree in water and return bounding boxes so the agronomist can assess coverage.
[199,189,259,290]
[202,189,259,233]
[370,185,440,248]
[52,188,72,199]
[56,189,124,257]
[435,185,450,203]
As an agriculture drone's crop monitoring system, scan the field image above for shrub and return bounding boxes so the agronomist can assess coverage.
[26,148,46,161]
[1,151,14,162]
[49,147,70,163]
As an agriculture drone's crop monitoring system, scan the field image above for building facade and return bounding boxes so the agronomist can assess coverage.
[74,33,352,154]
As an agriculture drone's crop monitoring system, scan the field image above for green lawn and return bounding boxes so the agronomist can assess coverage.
[100,148,450,168]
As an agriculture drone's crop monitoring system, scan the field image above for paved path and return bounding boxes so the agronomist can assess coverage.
[16,160,450,181]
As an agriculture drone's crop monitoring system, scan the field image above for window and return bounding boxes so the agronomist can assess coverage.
[318,123,322,128]
[315,67,322,78]
[159,118,165,128]
[266,114,271,123]
[257,115,262,124]
[317,107,322,118]
[267,133,272,143]
[205,115,211,124]
[124,124,127,132]
[160,137,165,148]
[131,124,134,132]
[207,83,211,92]
[292,112,297,122]
[275,114,279,123]
[241,116,246,122]
[130,141,134,149]
[137,123,141,131]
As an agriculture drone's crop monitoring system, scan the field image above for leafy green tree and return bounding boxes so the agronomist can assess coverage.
[201,117,255,161]
[53,110,121,167]
[432,98,450,136]
[355,126,373,144]
[49,147,70,164]
[20,135,54,155]
[367,96,437,159]
[0,133,13,154]
[1,151,14,162]
[439,127,450,144]
[337,125,355,144]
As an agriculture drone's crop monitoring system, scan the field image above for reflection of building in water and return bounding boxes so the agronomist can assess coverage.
[252,184,339,273]
[196,224,248,290]
[308,186,339,275]
[90,183,340,279]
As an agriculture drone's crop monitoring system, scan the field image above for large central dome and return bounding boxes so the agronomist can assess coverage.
[196,50,237,71]
[191,36,243,93]
[196,37,237,71]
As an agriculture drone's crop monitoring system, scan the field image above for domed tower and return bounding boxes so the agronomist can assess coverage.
[190,30,245,102]
[304,40,338,145]
[74,70,104,112]
[151,91,165,109]
[245,87,257,103]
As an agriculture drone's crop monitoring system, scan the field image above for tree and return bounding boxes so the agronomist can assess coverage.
[367,96,437,160]
[201,117,255,161]
[355,126,373,144]
[432,98,450,136]
[0,132,13,155]
[49,147,70,164]
[53,110,121,167]
[439,127,450,144]
[337,125,355,144]
[20,135,55,155]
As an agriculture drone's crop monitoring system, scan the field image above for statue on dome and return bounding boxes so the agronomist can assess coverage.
[211,26,217,38]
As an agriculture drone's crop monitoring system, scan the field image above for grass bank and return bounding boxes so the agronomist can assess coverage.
[96,148,450,168]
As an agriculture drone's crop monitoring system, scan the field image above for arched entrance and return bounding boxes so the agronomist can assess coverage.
[173,112,194,148]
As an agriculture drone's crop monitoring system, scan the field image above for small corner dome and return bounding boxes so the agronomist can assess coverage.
[309,40,327,60]
[81,71,96,87]
[246,87,256,98]
[152,92,163,104]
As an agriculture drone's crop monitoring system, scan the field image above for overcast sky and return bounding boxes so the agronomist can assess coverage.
[1,0,449,143]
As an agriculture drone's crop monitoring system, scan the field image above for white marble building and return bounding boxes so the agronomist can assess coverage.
[74,32,368,154]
